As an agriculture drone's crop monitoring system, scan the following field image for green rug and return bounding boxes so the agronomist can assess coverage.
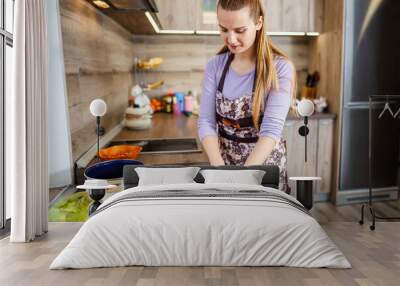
[49,191,91,222]
[49,189,121,222]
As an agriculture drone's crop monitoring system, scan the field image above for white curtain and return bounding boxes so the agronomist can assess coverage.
[8,0,49,242]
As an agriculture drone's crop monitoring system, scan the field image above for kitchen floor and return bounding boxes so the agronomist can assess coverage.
[1,200,400,285]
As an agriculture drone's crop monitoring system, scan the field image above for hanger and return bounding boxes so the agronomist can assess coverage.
[378,96,394,119]
[394,105,400,119]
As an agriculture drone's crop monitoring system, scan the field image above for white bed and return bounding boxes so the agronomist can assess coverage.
[50,183,351,269]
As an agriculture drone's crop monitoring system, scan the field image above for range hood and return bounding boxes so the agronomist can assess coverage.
[101,0,158,12]
[88,0,161,34]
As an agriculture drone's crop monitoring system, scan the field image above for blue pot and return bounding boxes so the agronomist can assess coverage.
[84,159,143,181]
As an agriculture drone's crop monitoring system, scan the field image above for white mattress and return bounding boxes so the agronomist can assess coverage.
[50,183,351,269]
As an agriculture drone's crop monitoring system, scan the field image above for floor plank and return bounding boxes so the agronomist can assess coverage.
[1,203,400,286]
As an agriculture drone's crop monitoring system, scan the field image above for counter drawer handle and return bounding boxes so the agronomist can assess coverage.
[320,120,333,125]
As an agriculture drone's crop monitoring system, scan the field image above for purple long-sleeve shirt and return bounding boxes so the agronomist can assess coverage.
[198,53,294,141]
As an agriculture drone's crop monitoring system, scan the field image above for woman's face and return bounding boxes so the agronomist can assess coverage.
[217,5,262,55]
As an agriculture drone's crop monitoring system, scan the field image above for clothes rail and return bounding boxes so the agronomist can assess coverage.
[359,95,400,230]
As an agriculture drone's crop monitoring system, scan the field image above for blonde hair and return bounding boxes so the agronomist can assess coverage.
[217,0,297,129]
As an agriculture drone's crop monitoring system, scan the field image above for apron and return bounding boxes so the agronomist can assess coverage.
[215,53,290,193]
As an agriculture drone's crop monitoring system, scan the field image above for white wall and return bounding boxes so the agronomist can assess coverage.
[46,0,73,187]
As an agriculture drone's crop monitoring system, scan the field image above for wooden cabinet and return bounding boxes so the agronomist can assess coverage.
[315,118,334,195]
[283,116,334,200]
[264,0,324,32]
[154,0,196,30]
[264,0,309,32]
[308,0,324,32]
[153,0,324,33]
[283,119,318,194]
[264,0,281,32]
[196,0,219,31]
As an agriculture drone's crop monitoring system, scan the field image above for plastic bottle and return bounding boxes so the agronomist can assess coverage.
[184,90,193,116]
[172,96,181,115]
[192,90,199,116]
[163,95,172,113]
[175,92,185,112]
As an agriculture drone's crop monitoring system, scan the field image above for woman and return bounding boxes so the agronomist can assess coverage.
[198,0,296,193]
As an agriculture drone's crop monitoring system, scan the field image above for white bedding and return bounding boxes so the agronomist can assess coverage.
[50,183,351,269]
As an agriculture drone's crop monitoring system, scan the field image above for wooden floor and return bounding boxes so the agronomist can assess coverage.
[1,201,400,286]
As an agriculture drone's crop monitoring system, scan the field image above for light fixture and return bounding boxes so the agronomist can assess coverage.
[194,31,319,36]
[159,30,195,35]
[297,99,315,162]
[297,99,315,117]
[93,0,110,9]
[267,31,306,36]
[143,10,320,37]
[90,99,107,161]
[145,11,160,33]
[196,30,220,35]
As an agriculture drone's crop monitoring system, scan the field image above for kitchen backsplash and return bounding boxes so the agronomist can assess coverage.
[60,0,136,161]
[131,34,310,98]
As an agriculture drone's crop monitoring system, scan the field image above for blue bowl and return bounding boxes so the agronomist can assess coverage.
[84,159,143,180]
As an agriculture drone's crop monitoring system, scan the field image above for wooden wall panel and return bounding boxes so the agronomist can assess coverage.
[308,0,344,202]
[60,0,136,161]
[61,1,136,74]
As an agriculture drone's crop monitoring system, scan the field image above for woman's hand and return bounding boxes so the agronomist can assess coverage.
[244,136,276,166]
[210,157,225,166]
[201,136,225,166]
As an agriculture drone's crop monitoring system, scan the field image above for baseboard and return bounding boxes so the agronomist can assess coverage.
[336,186,399,205]
[314,192,330,202]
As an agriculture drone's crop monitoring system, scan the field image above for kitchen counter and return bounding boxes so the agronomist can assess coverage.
[114,113,200,141]
[114,111,335,141]
[112,111,336,165]
[114,113,209,165]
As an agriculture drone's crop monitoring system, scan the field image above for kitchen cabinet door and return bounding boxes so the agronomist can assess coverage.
[264,0,282,32]
[154,0,196,30]
[281,0,309,32]
[283,119,318,194]
[265,0,324,33]
[308,0,324,32]
[155,0,323,33]
[196,0,219,31]
[315,118,333,194]
[195,0,283,32]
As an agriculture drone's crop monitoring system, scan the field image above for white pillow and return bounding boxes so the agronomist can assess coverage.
[200,169,266,185]
[135,167,200,186]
